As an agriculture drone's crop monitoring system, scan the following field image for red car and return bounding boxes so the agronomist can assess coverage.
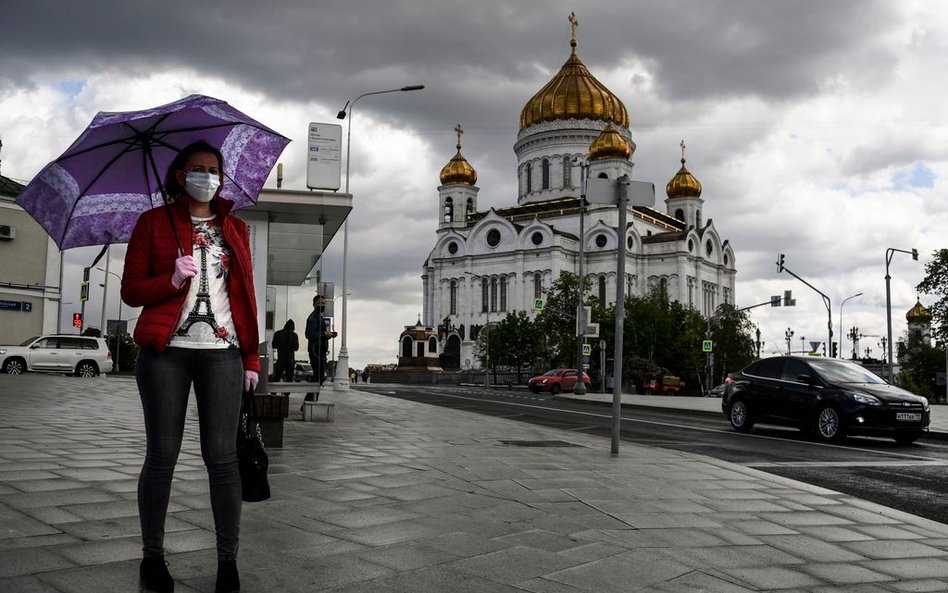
[528,368,592,394]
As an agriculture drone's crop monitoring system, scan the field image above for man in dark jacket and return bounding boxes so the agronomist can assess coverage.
[304,295,336,402]
[271,319,299,390]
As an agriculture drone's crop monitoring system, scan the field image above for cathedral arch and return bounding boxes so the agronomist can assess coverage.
[469,211,517,255]
[598,275,607,304]
[517,219,554,250]
[435,231,467,259]
[674,208,684,221]
[526,162,533,193]
[563,155,572,188]
[428,336,438,353]
[401,336,413,358]
[541,158,550,189]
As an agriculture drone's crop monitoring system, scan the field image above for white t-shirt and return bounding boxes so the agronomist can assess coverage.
[169,215,239,350]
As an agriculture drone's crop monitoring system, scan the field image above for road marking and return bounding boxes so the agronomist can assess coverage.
[370,386,947,464]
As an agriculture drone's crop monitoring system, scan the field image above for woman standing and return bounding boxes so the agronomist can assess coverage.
[122,141,258,593]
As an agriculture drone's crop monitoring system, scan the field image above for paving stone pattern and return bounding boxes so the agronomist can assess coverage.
[0,374,947,592]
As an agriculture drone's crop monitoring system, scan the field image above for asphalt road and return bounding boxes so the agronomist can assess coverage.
[357,383,948,526]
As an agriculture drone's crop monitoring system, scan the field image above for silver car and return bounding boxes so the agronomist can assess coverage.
[0,335,113,377]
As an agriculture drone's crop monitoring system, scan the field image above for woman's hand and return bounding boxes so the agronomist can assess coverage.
[171,255,198,289]
[243,370,259,392]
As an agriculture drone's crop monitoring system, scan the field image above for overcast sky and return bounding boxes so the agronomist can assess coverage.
[2,0,946,368]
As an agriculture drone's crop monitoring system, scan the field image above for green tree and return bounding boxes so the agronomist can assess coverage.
[708,303,757,388]
[488,311,543,383]
[534,272,590,368]
[916,248,948,343]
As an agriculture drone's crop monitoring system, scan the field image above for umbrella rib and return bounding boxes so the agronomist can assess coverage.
[59,140,143,246]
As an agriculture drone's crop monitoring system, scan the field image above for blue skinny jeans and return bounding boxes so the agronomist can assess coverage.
[136,347,243,561]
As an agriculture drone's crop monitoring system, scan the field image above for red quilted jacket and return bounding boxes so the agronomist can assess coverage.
[121,196,260,372]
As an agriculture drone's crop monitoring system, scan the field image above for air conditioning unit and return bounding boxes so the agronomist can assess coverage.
[0,225,15,240]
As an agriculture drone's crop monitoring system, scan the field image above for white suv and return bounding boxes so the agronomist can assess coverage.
[0,335,113,377]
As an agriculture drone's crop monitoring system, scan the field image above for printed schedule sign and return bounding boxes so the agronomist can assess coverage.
[306,122,342,191]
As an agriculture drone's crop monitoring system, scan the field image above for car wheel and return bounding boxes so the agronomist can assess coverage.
[815,405,845,441]
[2,358,26,375]
[551,383,561,395]
[728,398,754,432]
[75,361,99,377]
[894,432,921,445]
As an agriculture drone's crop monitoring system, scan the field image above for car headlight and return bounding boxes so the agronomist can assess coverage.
[541,379,548,384]
[852,393,882,406]
[922,397,930,412]
[0,349,6,356]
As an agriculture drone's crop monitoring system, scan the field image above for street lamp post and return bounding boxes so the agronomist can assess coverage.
[755,326,761,359]
[572,156,589,395]
[800,336,805,355]
[96,266,123,372]
[838,292,863,359]
[785,328,794,355]
[885,247,918,381]
[335,84,424,390]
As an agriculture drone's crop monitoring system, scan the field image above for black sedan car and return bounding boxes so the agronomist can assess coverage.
[722,356,929,443]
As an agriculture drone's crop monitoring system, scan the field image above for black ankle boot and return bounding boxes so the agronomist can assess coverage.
[216,560,240,593]
[140,557,174,592]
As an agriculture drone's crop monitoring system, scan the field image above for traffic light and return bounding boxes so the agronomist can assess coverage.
[72,312,82,329]
[831,342,838,358]
[777,253,785,272]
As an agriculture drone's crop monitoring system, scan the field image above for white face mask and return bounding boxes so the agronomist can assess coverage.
[184,171,221,203]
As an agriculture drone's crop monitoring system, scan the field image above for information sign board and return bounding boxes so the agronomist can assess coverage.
[306,123,342,191]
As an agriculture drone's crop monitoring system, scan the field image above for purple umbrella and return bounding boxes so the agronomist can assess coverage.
[16,94,290,250]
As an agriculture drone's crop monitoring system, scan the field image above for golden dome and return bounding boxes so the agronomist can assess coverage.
[588,122,632,161]
[439,124,477,185]
[665,140,702,198]
[906,299,932,322]
[519,17,629,130]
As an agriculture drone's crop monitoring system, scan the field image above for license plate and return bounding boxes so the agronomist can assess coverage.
[896,412,921,422]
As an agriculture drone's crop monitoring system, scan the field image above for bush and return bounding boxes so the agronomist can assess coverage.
[107,333,139,372]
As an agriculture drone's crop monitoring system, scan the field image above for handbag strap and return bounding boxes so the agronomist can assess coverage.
[241,389,259,426]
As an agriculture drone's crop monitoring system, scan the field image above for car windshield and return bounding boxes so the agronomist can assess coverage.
[19,336,40,346]
[807,359,887,384]
[543,370,559,376]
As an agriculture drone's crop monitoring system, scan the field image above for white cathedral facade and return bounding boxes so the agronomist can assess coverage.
[421,23,736,370]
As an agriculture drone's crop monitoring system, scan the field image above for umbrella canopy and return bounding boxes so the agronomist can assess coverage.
[16,94,290,249]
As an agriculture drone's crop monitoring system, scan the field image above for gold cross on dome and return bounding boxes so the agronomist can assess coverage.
[454,123,463,149]
[569,12,578,45]
[680,139,687,162]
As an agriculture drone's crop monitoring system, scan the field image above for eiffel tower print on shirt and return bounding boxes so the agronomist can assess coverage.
[176,221,238,347]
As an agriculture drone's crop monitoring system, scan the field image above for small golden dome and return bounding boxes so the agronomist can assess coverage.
[519,15,629,130]
[666,140,702,198]
[906,299,932,322]
[588,122,632,161]
[439,124,477,185]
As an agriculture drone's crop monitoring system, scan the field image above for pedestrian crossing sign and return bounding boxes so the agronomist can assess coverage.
[582,343,591,356]
[533,298,544,311]
[702,340,713,352]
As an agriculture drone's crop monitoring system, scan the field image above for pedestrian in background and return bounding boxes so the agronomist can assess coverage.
[304,295,336,402]
[123,140,258,593]
[271,319,298,389]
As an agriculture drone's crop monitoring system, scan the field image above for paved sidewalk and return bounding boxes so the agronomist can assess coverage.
[1,375,947,592]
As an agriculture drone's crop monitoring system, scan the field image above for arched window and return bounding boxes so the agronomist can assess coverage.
[401,336,413,358]
[597,172,608,179]
[428,337,437,353]
[466,198,474,218]
[526,163,532,193]
[598,276,607,304]
[534,272,542,299]
[541,158,550,189]
[450,280,458,315]
[481,278,488,313]
[490,277,498,312]
[696,210,702,228]
[563,156,572,188]
[659,278,668,301]
[443,197,453,223]
[675,208,684,221]
[500,277,507,311]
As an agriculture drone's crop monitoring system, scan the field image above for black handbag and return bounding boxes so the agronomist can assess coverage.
[236,390,271,502]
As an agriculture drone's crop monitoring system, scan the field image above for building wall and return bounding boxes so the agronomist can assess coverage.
[0,198,60,343]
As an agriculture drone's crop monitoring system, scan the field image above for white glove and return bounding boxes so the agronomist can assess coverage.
[244,370,259,392]
[171,255,198,289]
